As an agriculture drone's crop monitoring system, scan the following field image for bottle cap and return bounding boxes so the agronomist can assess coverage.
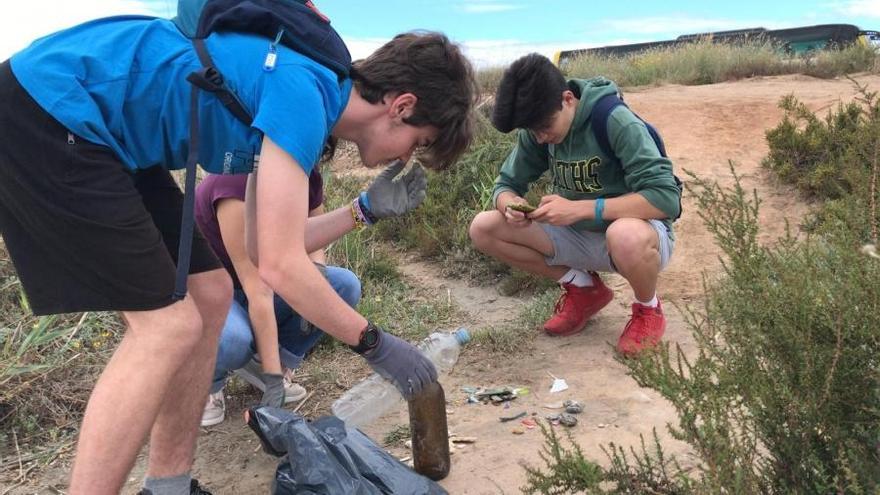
[454,327,471,345]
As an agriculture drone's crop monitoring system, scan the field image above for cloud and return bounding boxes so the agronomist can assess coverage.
[600,16,790,38]
[343,37,389,61]
[458,1,524,14]
[460,39,607,68]
[344,34,636,69]
[0,0,169,60]
[832,0,880,18]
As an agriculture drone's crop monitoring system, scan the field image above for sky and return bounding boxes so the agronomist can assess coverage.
[0,0,878,67]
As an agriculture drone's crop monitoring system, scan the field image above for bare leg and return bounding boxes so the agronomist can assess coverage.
[605,218,661,302]
[68,298,206,494]
[146,268,232,477]
[469,210,568,280]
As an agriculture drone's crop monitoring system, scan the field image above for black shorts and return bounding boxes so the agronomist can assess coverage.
[0,61,221,315]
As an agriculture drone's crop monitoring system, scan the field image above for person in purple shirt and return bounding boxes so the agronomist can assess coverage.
[195,160,424,425]
[195,167,362,425]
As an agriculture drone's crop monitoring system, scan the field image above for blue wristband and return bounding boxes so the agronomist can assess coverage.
[594,198,605,224]
[359,191,371,211]
[358,192,378,224]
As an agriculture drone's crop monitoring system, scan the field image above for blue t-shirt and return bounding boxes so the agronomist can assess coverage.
[10,16,351,176]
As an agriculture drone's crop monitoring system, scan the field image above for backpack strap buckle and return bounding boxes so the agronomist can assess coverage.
[186,66,225,92]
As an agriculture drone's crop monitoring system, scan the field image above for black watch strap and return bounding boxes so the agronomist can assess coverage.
[350,322,381,355]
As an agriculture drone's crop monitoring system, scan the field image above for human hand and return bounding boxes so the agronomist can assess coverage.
[259,373,286,407]
[361,329,437,400]
[503,196,533,228]
[364,160,428,219]
[530,195,585,226]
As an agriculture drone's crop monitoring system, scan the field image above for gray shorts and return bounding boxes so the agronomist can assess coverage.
[539,220,675,273]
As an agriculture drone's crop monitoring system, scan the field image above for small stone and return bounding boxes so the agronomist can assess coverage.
[558,413,578,427]
[563,400,583,414]
[512,427,525,435]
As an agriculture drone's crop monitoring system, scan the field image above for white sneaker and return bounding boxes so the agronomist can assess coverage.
[201,390,225,427]
[282,368,308,403]
[234,358,307,404]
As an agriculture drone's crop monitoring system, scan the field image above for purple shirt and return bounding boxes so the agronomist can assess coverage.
[195,170,324,288]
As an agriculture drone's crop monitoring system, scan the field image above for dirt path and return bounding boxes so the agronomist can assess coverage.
[13,73,880,495]
[368,72,880,494]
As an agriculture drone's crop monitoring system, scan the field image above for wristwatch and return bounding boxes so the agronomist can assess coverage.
[350,322,381,355]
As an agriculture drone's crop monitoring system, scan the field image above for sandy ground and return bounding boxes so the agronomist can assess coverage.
[9,72,880,495]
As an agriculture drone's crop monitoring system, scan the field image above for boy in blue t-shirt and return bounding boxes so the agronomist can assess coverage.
[0,14,477,495]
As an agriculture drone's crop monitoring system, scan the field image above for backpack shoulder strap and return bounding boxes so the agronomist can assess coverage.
[186,39,254,126]
[590,93,627,161]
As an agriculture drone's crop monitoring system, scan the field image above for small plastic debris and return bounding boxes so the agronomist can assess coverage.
[563,400,583,414]
[547,372,568,393]
[500,411,527,422]
[521,418,537,429]
[597,423,607,429]
[513,387,530,396]
[450,436,477,444]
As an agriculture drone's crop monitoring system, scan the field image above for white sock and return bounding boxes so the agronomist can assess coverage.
[557,269,593,287]
[637,294,659,308]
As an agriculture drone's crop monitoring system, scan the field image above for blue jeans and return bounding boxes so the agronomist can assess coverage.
[210,266,361,393]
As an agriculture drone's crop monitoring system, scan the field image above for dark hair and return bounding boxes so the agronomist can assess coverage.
[491,53,567,133]
[350,31,479,171]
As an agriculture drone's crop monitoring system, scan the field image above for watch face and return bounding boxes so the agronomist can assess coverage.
[363,327,379,348]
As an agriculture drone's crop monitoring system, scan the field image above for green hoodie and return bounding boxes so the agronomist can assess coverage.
[491,77,680,237]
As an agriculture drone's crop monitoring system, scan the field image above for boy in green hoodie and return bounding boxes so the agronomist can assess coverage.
[469,54,680,355]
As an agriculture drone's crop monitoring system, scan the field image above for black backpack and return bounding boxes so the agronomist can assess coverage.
[590,93,683,222]
[170,0,351,300]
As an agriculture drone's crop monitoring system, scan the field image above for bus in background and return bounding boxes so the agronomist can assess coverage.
[553,23,880,68]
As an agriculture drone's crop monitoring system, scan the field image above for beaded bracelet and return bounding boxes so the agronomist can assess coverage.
[350,196,373,228]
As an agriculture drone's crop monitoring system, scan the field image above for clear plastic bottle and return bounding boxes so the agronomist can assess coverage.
[332,327,471,428]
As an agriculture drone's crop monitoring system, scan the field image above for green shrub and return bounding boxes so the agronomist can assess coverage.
[521,164,880,494]
[564,40,878,88]
[764,80,880,244]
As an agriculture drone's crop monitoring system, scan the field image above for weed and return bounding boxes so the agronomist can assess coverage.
[564,39,878,88]
[383,424,411,447]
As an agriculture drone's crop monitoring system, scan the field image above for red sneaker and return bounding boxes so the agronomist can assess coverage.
[617,300,666,356]
[543,273,613,336]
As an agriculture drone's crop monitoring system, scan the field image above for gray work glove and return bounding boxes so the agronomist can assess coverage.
[364,160,428,219]
[260,373,286,407]
[362,329,438,400]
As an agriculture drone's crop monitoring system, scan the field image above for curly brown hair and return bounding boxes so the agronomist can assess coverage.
[351,31,479,171]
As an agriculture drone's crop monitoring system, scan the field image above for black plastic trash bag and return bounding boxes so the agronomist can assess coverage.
[246,406,448,495]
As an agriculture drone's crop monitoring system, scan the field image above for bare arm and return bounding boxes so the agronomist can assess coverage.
[256,136,366,345]
[216,198,281,375]
[307,204,327,264]
[302,204,357,254]
[530,192,666,226]
[245,172,259,265]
